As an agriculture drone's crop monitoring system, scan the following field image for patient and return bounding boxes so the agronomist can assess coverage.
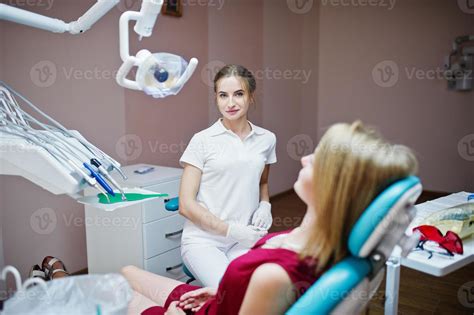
[121,121,418,315]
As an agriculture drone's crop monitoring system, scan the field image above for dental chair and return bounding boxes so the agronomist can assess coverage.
[286,176,422,315]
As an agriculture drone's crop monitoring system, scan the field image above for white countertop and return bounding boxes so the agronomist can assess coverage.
[400,192,474,277]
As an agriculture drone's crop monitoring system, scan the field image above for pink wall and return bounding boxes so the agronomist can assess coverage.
[208,0,264,125]
[317,0,474,192]
[263,0,320,195]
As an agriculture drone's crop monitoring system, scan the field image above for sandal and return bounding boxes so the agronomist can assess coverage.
[41,256,69,280]
[28,264,46,280]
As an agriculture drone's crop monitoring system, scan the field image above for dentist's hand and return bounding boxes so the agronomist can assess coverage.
[226,224,267,248]
[251,201,273,230]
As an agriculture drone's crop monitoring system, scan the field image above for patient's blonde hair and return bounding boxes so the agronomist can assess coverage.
[302,121,418,271]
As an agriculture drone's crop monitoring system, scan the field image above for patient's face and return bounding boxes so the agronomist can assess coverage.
[294,154,314,206]
[215,76,251,122]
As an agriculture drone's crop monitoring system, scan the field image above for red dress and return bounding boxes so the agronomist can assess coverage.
[143,230,322,315]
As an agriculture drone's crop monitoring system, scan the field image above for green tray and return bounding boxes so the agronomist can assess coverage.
[98,192,169,204]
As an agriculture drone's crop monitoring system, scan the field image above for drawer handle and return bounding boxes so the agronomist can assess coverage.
[165,229,183,238]
[166,263,183,272]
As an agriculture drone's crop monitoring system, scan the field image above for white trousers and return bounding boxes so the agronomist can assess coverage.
[181,242,249,288]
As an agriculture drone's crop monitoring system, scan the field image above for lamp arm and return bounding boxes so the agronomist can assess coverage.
[0,0,119,34]
[119,11,141,62]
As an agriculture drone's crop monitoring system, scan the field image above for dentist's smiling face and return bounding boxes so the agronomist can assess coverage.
[216,76,251,122]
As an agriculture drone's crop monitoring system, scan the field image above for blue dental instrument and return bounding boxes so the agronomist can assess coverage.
[91,158,127,201]
[83,162,116,197]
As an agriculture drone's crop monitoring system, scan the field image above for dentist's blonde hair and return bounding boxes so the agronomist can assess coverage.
[302,121,418,271]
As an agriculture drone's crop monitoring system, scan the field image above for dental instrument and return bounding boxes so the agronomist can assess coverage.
[0,81,114,165]
[0,0,198,98]
[0,127,111,203]
[83,163,116,197]
[0,82,122,200]
[91,158,127,201]
[1,83,116,168]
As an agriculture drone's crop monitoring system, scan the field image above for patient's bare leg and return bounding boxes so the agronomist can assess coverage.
[121,265,184,306]
[127,290,158,315]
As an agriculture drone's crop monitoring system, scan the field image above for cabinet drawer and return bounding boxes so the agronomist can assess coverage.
[143,214,185,259]
[144,247,185,280]
[143,180,180,223]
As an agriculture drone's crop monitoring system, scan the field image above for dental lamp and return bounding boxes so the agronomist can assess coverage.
[0,0,198,98]
[444,35,474,91]
[115,0,199,98]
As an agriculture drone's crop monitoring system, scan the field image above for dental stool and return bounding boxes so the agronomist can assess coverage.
[287,176,422,315]
[165,197,196,284]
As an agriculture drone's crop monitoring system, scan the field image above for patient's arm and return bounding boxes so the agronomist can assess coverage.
[179,287,217,312]
[179,164,229,236]
[239,263,295,315]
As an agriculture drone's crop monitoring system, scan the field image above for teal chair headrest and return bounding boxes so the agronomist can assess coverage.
[348,176,421,257]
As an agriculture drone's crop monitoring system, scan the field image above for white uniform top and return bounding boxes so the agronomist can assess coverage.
[179,119,277,246]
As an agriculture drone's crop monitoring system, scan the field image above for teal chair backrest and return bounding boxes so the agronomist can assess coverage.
[287,176,422,314]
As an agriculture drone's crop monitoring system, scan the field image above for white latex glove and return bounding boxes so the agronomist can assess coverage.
[251,201,272,230]
[226,224,268,248]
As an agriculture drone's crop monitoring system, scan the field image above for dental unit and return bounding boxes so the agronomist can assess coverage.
[0,81,127,202]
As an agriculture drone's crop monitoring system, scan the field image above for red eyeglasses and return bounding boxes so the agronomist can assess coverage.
[412,225,464,256]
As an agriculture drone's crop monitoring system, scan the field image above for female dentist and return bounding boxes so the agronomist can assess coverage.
[178,64,277,288]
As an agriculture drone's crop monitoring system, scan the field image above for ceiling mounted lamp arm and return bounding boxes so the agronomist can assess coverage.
[0,0,120,34]
[116,9,142,91]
